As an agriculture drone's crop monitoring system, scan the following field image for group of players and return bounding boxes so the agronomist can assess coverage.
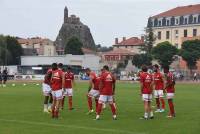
[42,62,175,120]
[139,64,175,119]
[42,63,116,120]
[0,68,8,87]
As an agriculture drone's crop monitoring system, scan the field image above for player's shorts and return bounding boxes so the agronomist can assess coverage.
[142,94,152,102]
[88,89,100,98]
[63,88,73,96]
[154,90,164,98]
[52,89,63,100]
[167,93,175,99]
[42,83,51,96]
[98,95,114,103]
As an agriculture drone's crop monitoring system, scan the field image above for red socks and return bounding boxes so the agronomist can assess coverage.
[156,98,160,109]
[61,97,65,109]
[97,103,103,115]
[168,99,175,115]
[68,96,73,110]
[110,103,116,115]
[95,99,98,112]
[160,98,165,109]
[87,96,93,111]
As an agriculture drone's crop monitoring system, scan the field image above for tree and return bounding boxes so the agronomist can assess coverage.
[180,39,200,71]
[132,54,152,68]
[64,37,84,55]
[152,41,178,67]
[0,35,22,65]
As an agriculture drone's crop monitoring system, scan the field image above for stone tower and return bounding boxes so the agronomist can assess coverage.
[64,6,68,23]
[55,6,96,55]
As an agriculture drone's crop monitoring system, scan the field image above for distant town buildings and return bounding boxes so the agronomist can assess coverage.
[100,36,144,69]
[148,4,200,48]
[17,37,57,56]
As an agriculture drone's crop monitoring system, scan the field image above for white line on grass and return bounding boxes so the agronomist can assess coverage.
[0,118,146,134]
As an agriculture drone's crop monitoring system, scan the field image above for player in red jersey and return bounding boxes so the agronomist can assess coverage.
[164,66,176,118]
[152,64,165,113]
[85,68,100,114]
[50,63,64,118]
[42,68,53,113]
[139,65,154,120]
[96,65,117,120]
[62,66,75,110]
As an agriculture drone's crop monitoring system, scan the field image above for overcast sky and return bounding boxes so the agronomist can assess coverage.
[0,0,199,46]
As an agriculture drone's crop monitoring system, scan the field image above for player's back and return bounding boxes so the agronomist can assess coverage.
[166,72,175,93]
[140,72,153,94]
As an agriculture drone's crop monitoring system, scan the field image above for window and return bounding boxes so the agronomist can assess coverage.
[158,31,161,40]
[193,17,197,23]
[193,29,197,37]
[184,18,188,24]
[184,29,187,37]
[166,20,170,26]
[166,31,170,39]
[158,20,162,26]
[175,18,179,25]
[175,30,178,38]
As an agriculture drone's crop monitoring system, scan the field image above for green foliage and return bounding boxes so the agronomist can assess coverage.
[180,39,200,70]
[0,35,23,65]
[132,54,152,68]
[64,37,84,55]
[152,41,178,67]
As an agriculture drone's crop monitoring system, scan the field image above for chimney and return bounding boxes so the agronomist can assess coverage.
[115,38,118,44]
[141,36,144,42]
[123,37,126,41]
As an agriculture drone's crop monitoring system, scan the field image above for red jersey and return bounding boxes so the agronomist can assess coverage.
[64,71,74,88]
[166,72,175,93]
[153,72,164,90]
[51,69,63,91]
[100,71,116,95]
[89,72,100,90]
[140,72,153,94]
[43,69,52,85]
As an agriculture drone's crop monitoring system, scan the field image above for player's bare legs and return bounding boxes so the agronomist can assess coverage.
[87,94,94,113]
[52,98,61,118]
[143,101,149,119]
[68,96,73,110]
[61,96,65,110]
[160,97,165,112]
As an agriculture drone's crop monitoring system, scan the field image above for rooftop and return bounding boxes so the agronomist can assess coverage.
[152,4,200,18]
[114,37,144,46]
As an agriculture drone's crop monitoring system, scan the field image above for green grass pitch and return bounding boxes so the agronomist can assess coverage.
[0,82,200,134]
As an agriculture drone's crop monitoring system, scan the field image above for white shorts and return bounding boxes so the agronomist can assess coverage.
[52,90,63,100]
[154,90,164,98]
[42,83,51,96]
[88,89,100,98]
[167,93,175,99]
[99,95,114,103]
[64,88,73,96]
[142,94,152,102]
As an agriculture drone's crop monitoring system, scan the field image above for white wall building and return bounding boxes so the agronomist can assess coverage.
[21,54,100,71]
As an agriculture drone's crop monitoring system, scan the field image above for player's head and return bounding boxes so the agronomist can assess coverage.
[85,68,91,76]
[58,63,63,69]
[163,66,169,74]
[51,63,58,71]
[141,65,148,72]
[153,64,159,72]
[67,66,72,72]
[103,65,109,71]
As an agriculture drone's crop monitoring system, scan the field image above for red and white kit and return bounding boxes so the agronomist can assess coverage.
[166,72,175,99]
[42,69,52,96]
[153,72,164,98]
[63,71,74,96]
[51,69,63,100]
[140,72,153,101]
[88,72,100,98]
